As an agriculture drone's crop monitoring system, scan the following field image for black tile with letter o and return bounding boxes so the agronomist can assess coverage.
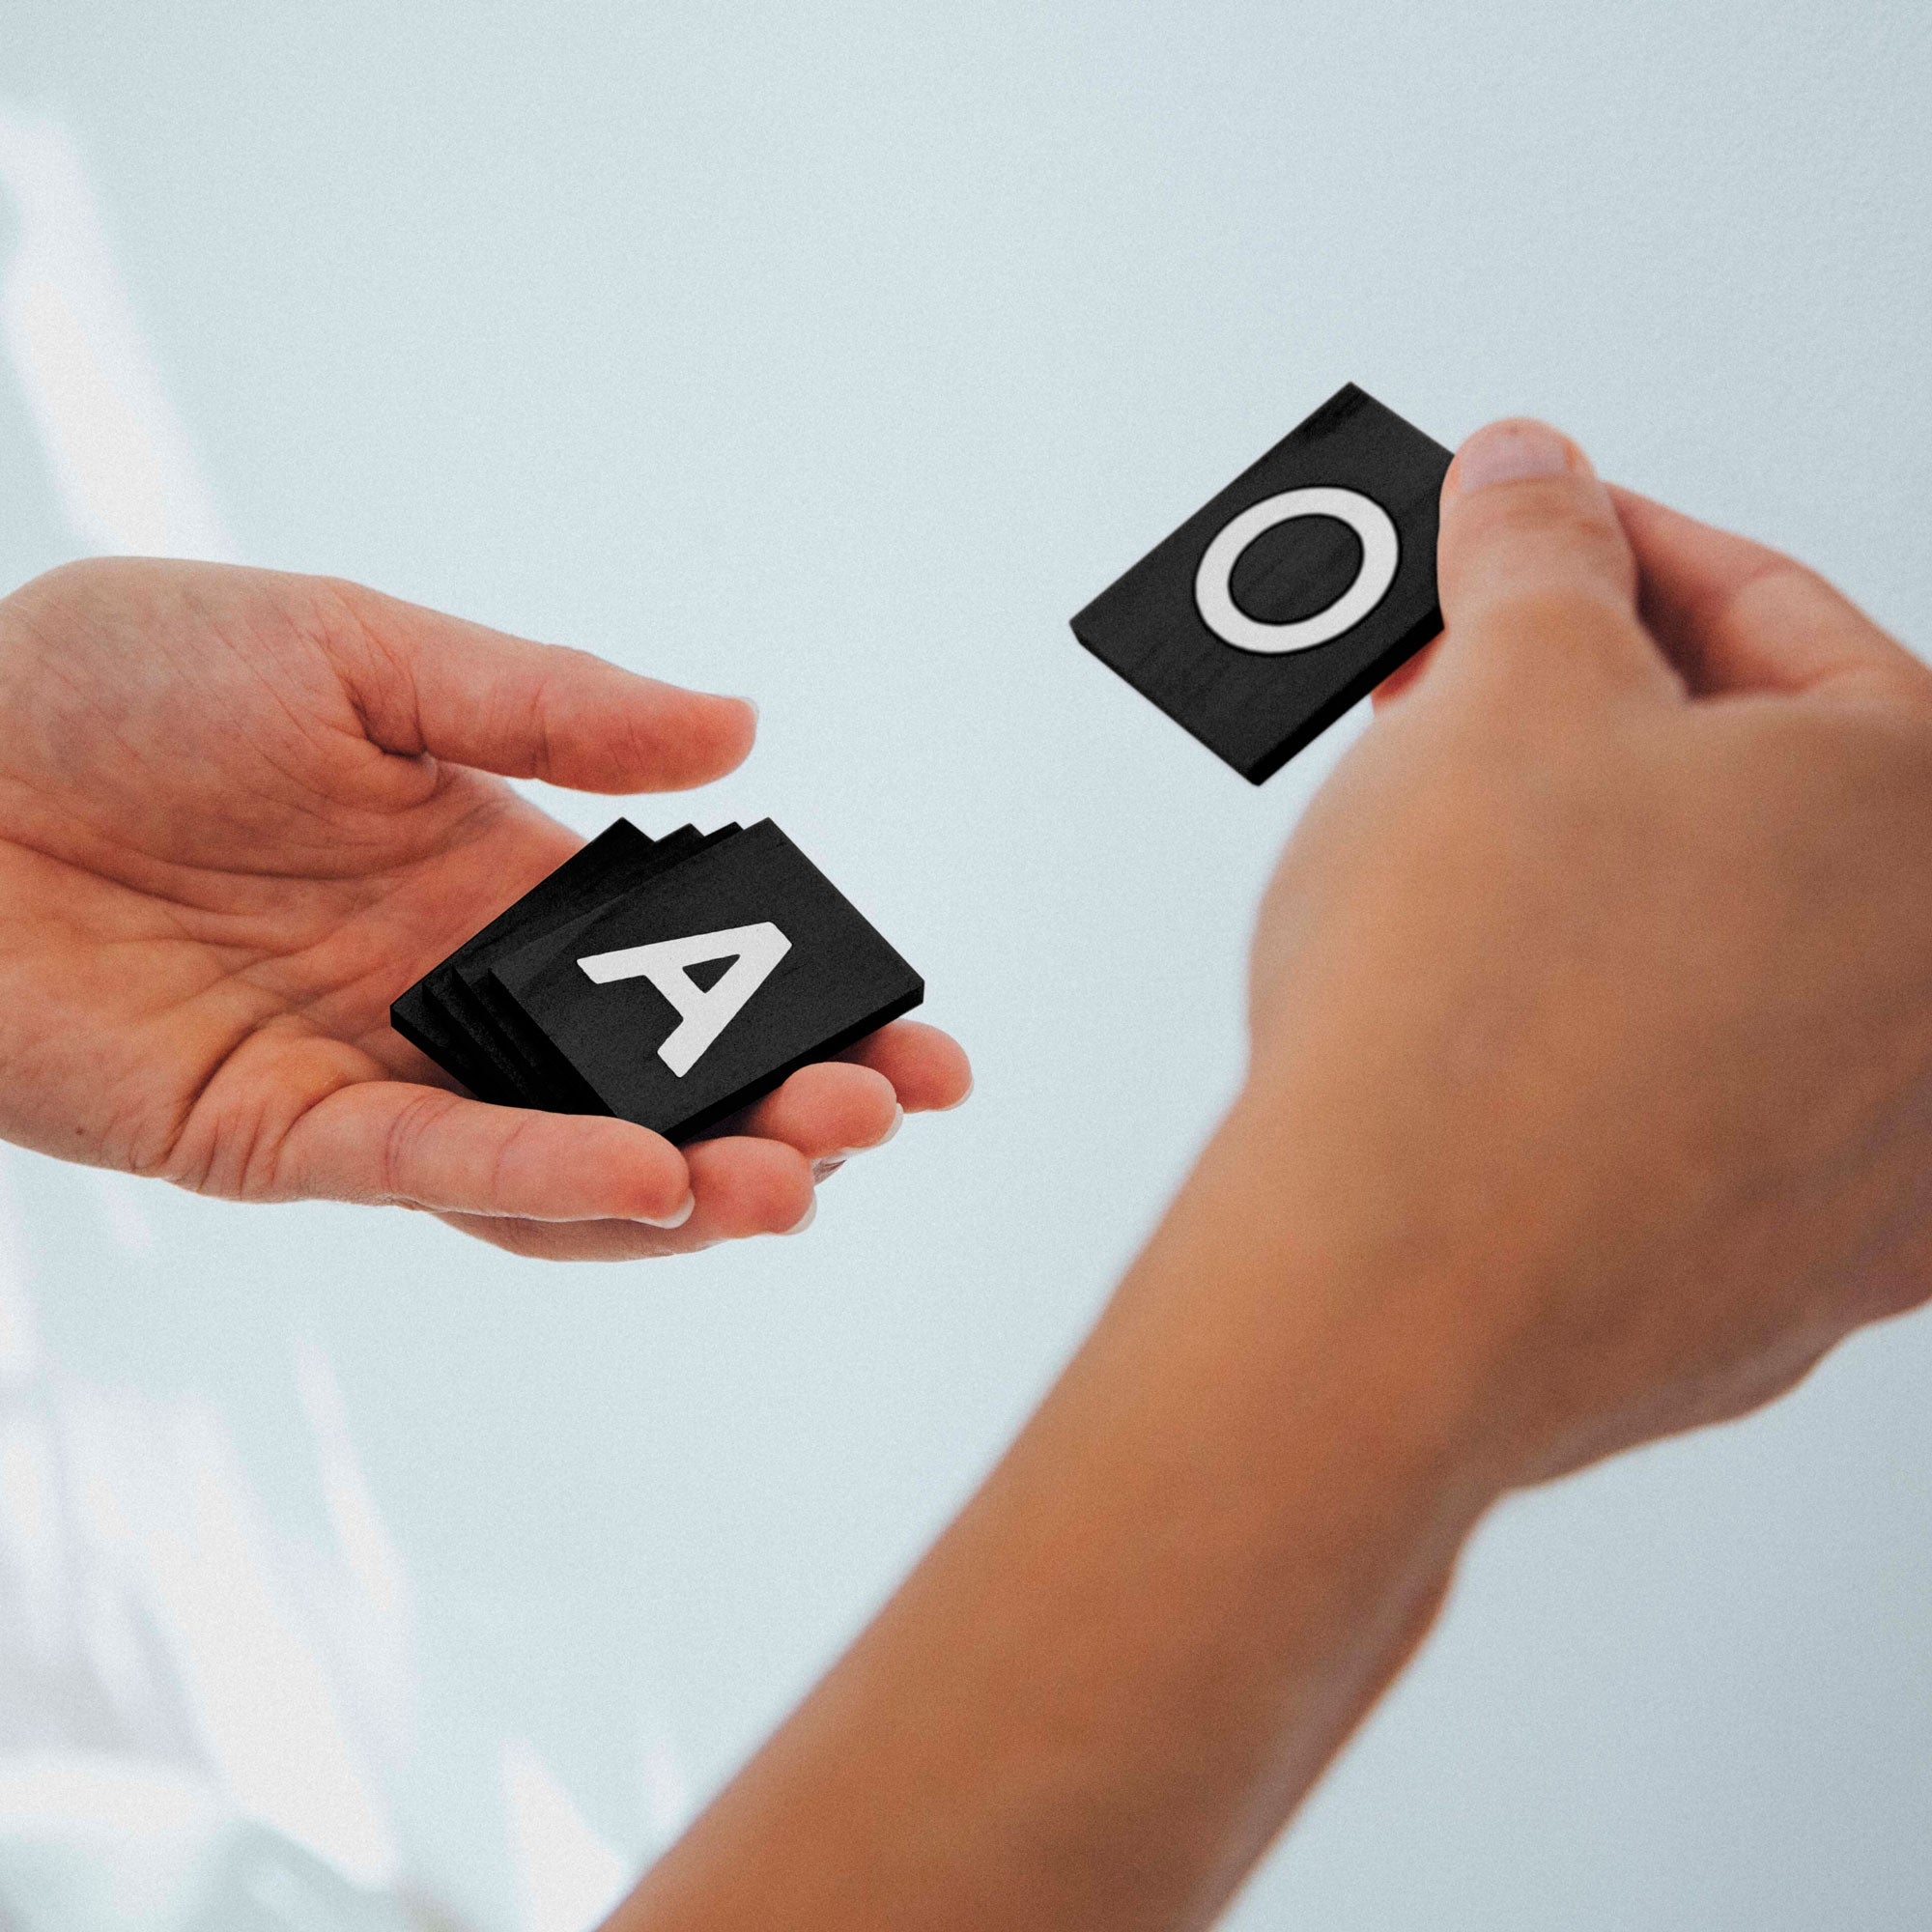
[1071,384,1452,782]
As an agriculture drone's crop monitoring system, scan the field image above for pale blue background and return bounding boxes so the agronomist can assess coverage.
[4,2,1932,1925]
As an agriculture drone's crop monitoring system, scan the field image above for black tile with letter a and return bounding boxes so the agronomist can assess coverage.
[390,819,924,1141]
[1070,384,1452,782]
[389,819,661,1108]
[492,820,923,1143]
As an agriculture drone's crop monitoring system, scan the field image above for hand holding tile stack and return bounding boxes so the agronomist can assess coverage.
[392,819,923,1142]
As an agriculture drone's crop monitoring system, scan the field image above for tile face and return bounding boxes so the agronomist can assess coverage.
[1070,384,1452,782]
[454,824,735,1109]
[389,818,659,1104]
[495,819,924,1143]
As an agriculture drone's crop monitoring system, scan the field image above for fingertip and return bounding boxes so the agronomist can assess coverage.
[613,681,758,793]
[685,1136,816,1238]
[911,1042,973,1114]
[571,1119,691,1225]
[706,691,760,774]
[836,1021,974,1113]
[639,1186,696,1231]
[737,1061,899,1159]
[1444,418,1588,503]
[1370,637,1442,709]
[930,1058,974,1111]
[823,1064,900,1148]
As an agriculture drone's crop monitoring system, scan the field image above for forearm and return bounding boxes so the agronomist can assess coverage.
[609,1099,1500,1932]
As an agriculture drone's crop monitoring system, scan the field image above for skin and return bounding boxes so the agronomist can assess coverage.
[605,420,1932,1929]
[0,562,971,1259]
[7,418,1930,1925]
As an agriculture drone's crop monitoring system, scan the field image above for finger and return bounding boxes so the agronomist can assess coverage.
[1435,420,1677,704]
[667,1135,816,1238]
[325,579,757,791]
[729,1060,903,1161]
[1370,635,1442,709]
[277,1079,695,1224]
[437,1134,815,1259]
[1607,485,1932,704]
[434,1212,690,1262]
[831,1020,974,1113]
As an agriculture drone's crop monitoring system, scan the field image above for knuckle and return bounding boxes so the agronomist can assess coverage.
[483,1108,547,1205]
[1476,584,1639,661]
[1458,474,1607,542]
[1456,468,1626,541]
[379,1089,460,1202]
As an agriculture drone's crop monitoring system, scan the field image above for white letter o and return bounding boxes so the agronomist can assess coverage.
[1193,486,1400,656]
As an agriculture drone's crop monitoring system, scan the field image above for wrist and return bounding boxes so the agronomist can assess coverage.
[619,1082,1512,1932]
[1118,1083,1523,1525]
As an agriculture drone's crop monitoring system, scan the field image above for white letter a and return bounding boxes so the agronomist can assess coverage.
[578,922,792,1077]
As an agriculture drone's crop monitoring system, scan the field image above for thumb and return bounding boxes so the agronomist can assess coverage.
[327,579,758,791]
[1435,419,1676,704]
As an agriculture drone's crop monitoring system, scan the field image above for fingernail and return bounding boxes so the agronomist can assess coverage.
[639,1191,695,1230]
[810,1157,847,1183]
[784,1197,817,1236]
[935,1075,974,1113]
[813,1106,903,1176]
[733,696,760,725]
[1450,421,1575,497]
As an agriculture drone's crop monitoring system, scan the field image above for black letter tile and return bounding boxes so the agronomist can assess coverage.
[493,820,923,1143]
[390,818,659,1106]
[1070,384,1452,782]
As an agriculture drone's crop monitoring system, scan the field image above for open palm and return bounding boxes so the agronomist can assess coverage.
[0,558,969,1259]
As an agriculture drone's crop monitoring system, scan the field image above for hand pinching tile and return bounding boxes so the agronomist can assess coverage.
[1071,384,1452,782]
